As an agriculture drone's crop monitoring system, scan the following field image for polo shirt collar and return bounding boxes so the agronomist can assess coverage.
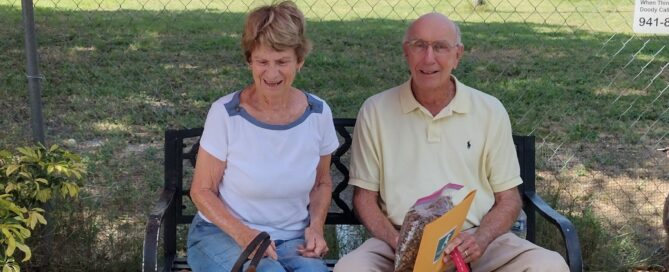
[399,76,472,115]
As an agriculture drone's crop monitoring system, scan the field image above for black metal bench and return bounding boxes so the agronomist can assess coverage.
[143,118,583,272]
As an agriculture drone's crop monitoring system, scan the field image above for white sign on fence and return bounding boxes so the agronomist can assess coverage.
[634,0,669,34]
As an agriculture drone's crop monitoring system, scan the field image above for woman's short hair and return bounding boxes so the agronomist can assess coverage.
[242,1,312,63]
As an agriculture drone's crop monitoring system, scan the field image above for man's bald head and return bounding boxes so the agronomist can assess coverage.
[403,12,461,45]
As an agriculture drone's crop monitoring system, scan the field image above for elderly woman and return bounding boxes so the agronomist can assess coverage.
[186,1,338,271]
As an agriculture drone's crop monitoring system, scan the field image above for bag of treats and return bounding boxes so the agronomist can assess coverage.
[394,183,464,272]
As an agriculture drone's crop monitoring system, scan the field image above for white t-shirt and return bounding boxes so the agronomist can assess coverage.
[198,90,339,240]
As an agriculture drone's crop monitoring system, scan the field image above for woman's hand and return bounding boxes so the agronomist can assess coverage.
[297,226,328,258]
[236,227,278,260]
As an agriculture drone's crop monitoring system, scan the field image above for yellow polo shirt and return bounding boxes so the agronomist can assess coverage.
[349,77,522,229]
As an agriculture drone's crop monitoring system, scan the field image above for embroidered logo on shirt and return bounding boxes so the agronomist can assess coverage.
[467,141,471,149]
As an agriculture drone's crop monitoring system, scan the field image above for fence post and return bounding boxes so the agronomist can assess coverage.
[21,0,45,145]
[21,1,54,269]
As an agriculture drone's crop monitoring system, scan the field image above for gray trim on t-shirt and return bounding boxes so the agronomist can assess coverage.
[224,90,324,130]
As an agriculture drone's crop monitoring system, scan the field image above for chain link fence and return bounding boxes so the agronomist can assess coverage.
[2,0,669,270]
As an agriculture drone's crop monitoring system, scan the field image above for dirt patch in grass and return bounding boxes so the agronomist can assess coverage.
[536,136,669,269]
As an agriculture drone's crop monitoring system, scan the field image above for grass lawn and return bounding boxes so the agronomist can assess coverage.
[1,0,668,270]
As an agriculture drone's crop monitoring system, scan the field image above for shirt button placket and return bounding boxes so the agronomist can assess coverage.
[427,120,440,143]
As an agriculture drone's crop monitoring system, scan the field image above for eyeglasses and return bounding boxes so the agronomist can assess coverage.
[405,39,459,55]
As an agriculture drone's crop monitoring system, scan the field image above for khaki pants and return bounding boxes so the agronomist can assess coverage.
[333,228,569,272]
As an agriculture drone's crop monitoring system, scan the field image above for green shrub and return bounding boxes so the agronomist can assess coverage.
[0,145,85,272]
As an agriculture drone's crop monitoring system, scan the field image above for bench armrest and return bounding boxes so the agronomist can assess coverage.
[524,192,583,272]
[143,187,176,272]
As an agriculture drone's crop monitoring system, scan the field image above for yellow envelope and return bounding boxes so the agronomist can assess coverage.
[413,190,476,272]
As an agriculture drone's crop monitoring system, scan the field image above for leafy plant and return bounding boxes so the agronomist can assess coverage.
[0,145,85,272]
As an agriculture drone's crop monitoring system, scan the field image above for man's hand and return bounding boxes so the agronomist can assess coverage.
[235,227,278,260]
[298,226,329,258]
[390,235,400,252]
[353,187,401,251]
[443,188,522,265]
[442,231,485,265]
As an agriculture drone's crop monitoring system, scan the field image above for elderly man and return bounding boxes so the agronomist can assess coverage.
[334,12,569,271]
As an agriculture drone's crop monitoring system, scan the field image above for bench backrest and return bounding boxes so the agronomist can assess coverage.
[159,118,538,263]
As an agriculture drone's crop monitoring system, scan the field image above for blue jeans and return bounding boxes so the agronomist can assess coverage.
[187,215,328,272]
